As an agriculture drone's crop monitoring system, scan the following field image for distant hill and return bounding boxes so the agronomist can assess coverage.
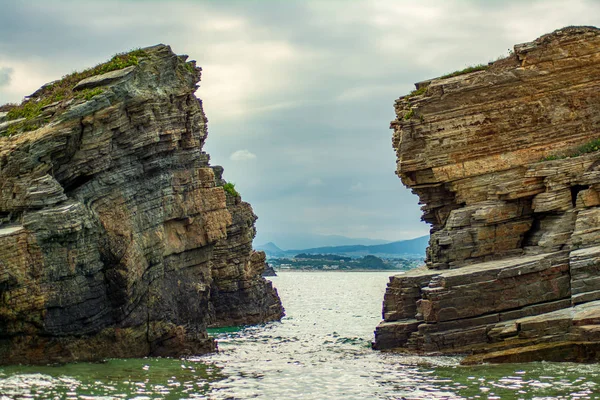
[289,235,428,257]
[259,235,429,258]
[253,232,390,250]
[362,235,430,255]
[255,242,286,256]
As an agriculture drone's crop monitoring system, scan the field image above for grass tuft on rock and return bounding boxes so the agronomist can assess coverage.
[223,182,240,197]
[184,62,196,75]
[541,138,600,161]
[76,88,105,101]
[406,86,427,98]
[440,64,489,79]
[403,109,415,120]
[574,138,600,155]
[5,120,41,137]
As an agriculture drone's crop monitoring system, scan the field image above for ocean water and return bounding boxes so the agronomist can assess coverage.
[2,271,600,399]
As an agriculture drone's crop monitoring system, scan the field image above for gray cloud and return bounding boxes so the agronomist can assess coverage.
[1,0,599,246]
[230,149,257,161]
[0,67,12,87]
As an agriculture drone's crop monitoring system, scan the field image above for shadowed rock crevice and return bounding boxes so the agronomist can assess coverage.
[0,44,283,365]
[375,26,600,363]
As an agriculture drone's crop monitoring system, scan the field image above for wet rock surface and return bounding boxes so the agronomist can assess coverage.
[375,26,600,363]
[0,44,283,365]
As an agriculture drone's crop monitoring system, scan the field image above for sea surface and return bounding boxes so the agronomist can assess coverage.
[2,271,600,399]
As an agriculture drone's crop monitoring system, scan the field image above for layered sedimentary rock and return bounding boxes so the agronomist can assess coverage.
[209,168,282,327]
[0,44,283,364]
[375,27,600,363]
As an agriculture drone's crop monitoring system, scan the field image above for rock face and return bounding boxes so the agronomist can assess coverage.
[375,27,600,363]
[262,263,278,277]
[0,44,283,365]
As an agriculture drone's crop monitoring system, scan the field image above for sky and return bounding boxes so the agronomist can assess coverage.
[1,0,599,249]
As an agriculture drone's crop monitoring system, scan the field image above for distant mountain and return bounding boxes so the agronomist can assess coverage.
[282,235,429,258]
[360,235,430,255]
[255,242,285,256]
[253,232,390,250]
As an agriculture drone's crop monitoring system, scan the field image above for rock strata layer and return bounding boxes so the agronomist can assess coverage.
[375,26,600,363]
[0,44,283,365]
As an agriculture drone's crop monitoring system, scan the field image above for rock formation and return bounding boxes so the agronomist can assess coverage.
[375,26,600,363]
[262,263,278,277]
[0,44,283,365]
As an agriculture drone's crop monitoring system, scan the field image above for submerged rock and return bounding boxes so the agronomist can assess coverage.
[0,44,283,365]
[375,26,600,363]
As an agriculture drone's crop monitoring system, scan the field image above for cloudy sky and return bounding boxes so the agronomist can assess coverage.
[1,1,599,249]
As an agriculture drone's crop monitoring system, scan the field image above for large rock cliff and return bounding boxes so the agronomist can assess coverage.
[375,27,600,363]
[0,44,283,365]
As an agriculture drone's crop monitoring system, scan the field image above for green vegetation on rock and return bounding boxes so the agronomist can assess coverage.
[406,86,427,98]
[540,154,562,161]
[541,138,600,161]
[403,109,415,120]
[440,63,489,79]
[575,138,600,155]
[5,120,40,136]
[76,87,105,101]
[184,62,196,74]
[223,182,239,197]
[1,49,146,137]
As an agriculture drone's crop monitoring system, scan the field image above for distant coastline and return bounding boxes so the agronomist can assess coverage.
[268,253,422,272]
[273,269,410,273]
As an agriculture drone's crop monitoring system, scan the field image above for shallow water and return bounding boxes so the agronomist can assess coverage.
[1,271,600,399]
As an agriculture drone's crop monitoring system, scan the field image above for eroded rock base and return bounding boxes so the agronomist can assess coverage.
[375,251,600,362]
